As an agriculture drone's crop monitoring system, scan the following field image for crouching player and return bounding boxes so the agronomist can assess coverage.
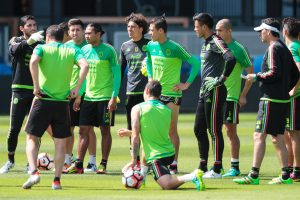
[119,81,205,191]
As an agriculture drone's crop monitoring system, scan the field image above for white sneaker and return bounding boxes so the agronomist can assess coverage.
[0,161,14,174]
[203,170,222,179]
[84,163,97,173]
[22,172,40,189]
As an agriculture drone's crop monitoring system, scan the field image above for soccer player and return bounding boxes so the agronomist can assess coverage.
[58,21,71,43]
[282,17,300,181]
[65,19,97,172]
[0,15,44,174]
[22,25,89,189]
[123,80,205,191]
[233,18,299,185]
[146,15,200,174]
[64,23,121,174]
[120,13,150,166]
[215,19,254,177]
[193,13,236,178]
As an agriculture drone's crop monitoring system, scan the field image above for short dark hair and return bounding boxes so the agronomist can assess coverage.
[282,17,299,39]
[262,18,280,38]
[145,80,162,98]
[193,13,214,29]
[150,14,167,33]
[86,23,105,35]
[68,18,84,30]
[19,15,36,27]
[46,25,64,41]
[58,21,69,35]
[125,13,149,35]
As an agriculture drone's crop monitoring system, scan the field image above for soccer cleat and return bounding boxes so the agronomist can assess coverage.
[96,164,107,174]
[22,172,40,189]
[84,163,97,173]
[290,172,300,182]
[233,175,260,185]
[268,177,293,185]
[0,161,14,174]
[52,180,62,190]
[223,168,240,177]
[63,163,70,171]
[70,154,77,163]
[169,164,178,175]
[63,163,83,174]
[192,169,206,191]
[203,170,222,179]
[26,163,31,174]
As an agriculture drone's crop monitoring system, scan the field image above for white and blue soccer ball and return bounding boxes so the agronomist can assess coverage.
[37,152,54,170]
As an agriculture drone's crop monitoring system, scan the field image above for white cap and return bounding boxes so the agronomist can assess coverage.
[254,23,280,33]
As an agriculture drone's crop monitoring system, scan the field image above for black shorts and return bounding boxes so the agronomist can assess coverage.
[125,94,144,130]
[25,99,71,138]
[286,95,300,131]
[160,95,181,106]
[148,155,175,181]
[195,85,227,135]
[79,100,115,127]
[224,100,240,124]
[255,100,288,136]
[69,95,84,127]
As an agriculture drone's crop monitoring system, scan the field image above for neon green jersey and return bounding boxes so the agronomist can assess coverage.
[225,39,252,101]
[33,42,84,101]
[139,99,175,162]
[288,40,300,97]
[146,39,199,97]
[82,43,121,101]
[65,40,87,96]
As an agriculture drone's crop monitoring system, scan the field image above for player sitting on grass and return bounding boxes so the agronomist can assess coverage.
[119,80,205,191]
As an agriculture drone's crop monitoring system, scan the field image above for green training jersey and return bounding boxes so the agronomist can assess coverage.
[65,40,87,96]
[146,39,199,97]
[288,40,300,97]
[33,42,84,101]
[138,99,175,162]
[82,43,121,101]
[225,39,252,102]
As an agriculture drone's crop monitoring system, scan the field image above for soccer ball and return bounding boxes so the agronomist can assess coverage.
[122,169,144,189]
[37,152,54,170]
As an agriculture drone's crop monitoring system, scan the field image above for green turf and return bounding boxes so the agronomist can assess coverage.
[0,114,298,200]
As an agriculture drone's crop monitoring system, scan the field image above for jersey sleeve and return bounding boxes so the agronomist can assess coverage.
[174,42,192,61]
[289,44,300,63]
[109,46,121,98]
[146,43,153,78]
[74,47,85,62]
[119,44,127,80]
[256,45,282,83]
[8,37,29,56]
[238,46,252,68]
[33,44,43,58]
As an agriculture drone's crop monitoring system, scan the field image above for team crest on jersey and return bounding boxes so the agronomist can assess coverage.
[134,47,139,52]
[142,45,147,52]
[166,49,171,56]
[98,51,104,58]
[13,97,19,104]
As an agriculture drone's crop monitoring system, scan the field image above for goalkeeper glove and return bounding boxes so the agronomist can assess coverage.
[140,58,148,77]
[27,31,44,45]
[203,75,226,92]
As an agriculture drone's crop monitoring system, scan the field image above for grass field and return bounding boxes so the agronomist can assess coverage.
[0,113,299,200]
